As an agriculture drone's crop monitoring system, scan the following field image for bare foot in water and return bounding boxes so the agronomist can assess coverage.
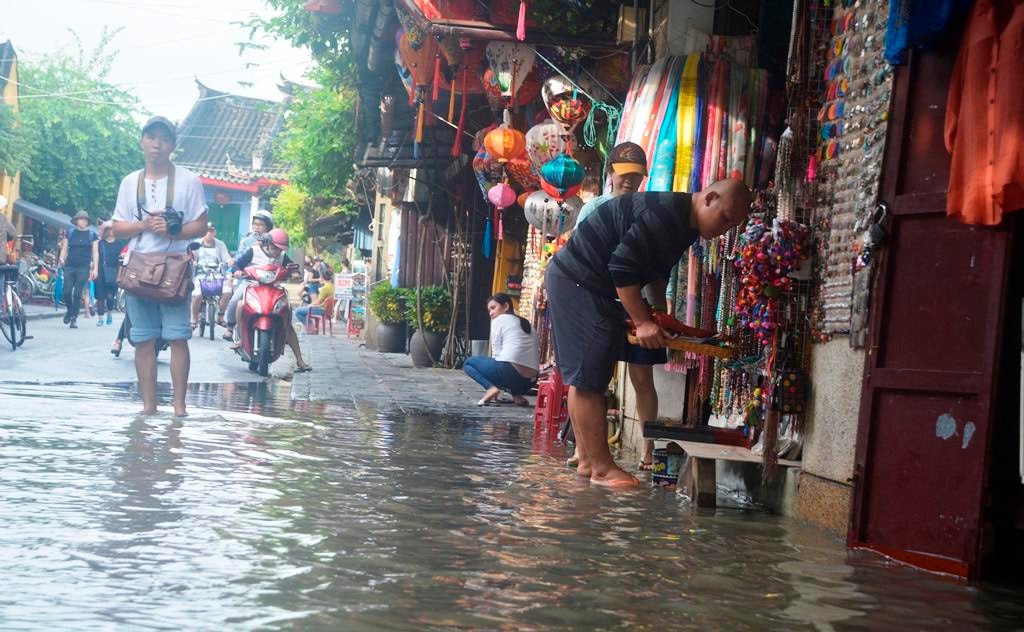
[590,467,640,488]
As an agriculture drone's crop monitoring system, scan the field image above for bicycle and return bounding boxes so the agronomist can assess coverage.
[0,264,28,351]
[196,265,226,341]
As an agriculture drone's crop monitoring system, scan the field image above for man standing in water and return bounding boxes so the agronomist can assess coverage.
[546,179,751,487]
[573,142,666,472]
[113,116,208,416]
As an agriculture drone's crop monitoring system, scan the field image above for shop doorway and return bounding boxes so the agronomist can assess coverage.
[849,39,1020,579]
[207,203,240,252]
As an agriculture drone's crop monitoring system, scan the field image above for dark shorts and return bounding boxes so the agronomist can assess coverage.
[546,265,626,393]
[622,339,668,365]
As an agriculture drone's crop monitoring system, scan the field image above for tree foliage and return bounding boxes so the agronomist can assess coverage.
[18,31,142,218]
[0,105,35,177]
[250,1,361,246]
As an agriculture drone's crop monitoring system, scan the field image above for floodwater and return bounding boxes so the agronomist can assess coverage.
[1,382,1022,631]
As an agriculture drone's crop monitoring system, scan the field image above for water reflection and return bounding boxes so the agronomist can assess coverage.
[0,382,1021,630]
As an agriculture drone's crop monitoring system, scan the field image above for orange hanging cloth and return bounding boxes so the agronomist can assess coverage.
[945,0,1024,225]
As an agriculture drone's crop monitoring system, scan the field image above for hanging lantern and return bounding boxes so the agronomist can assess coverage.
[507,155,540,190]
[485,42,536,99]
[541,75,592,133]
[523,191,583,237]
[540,153,586,202]
[396,8,427,50]
[399,33,439,158]
[484,125,526,163]
[395,49,414,99]
[517,190,534,209]
[472,146,499,200]
[487,182,517,209]
[481,68,505,113]
[525,119,576,171]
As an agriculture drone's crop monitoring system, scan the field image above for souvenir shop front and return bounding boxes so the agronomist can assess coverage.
[388,0,1022,578]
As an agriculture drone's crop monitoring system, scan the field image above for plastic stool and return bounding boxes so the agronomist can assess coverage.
[533,369,570,431]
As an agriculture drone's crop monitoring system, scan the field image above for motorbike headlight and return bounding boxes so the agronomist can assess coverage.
[273,296,289,314]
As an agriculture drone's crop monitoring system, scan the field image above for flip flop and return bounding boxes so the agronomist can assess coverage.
[294,365,313,373]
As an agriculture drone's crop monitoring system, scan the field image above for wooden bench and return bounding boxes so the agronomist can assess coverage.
[651,439,801,508]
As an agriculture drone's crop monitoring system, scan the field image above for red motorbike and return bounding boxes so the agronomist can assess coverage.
[235,263,295,377]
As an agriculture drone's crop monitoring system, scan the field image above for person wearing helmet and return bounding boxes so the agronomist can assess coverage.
[228,227,312,372]
[236,209,273,258]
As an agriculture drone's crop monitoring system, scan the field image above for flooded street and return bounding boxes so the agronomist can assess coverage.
[1,381,1022,630]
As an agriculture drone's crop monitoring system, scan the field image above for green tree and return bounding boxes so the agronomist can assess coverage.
[251,1,361,246]
[18,31,142,218]
[0,105,34,177]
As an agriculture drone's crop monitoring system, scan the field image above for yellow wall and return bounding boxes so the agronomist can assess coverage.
[490,238,524,313]
[1,54,20,232]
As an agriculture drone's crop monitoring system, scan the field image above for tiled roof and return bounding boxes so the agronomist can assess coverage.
[0,41,16,92]
[173,80,290,185]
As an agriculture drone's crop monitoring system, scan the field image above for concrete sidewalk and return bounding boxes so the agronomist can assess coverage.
[291,332,537,424]
[23,303,63,321]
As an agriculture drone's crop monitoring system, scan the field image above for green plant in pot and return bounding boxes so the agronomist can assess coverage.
[368,282,408,353]
[407,285,451,367]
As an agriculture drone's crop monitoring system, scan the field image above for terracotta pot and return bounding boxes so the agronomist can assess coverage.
[409,329,446,367]
[376,322,407,354]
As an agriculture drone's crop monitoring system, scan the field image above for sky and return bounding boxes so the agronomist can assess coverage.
[0,0,314,122]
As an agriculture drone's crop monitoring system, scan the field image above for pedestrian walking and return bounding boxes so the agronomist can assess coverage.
[58,210,99,329]
[111,116,208,416]
[546,180,751,487]
[464,293,539,407]
[95,222,123,326]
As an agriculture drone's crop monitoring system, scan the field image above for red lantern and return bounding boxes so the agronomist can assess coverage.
[484,125,526,163]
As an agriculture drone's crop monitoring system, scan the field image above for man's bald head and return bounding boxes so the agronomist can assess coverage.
[691,178,752,239]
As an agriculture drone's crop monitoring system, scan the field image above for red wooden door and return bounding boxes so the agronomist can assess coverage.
[849,45,1013,578]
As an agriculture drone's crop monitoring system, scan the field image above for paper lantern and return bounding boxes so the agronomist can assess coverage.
[526,119,576,170]
[472,146,499,199]
[484,125,526,163]
[396,8,427,50]
[395,49,414,98]
[540,153,586,201]
[523,191,583,237]
[481,68,504,113]
[485,42,536,98]
[548,94,591,132]
[507,155,540,190]
[398,33,437,87]
[487,182,517,209]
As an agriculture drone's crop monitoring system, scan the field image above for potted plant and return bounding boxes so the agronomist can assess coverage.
[368,282,408,353]
[406,284,451,367]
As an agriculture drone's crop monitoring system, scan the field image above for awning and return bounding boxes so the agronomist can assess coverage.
[12,199,73,232]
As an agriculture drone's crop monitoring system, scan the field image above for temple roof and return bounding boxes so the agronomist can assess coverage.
[173,80,291,185]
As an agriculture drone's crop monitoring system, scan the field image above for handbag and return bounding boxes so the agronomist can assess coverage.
[116,165,193,303]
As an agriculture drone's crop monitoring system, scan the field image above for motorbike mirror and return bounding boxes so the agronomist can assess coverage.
[188,242,201,251]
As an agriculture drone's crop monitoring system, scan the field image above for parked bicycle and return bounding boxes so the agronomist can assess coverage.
[1,264,28,351]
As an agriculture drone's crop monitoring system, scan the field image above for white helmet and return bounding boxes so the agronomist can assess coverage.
[251,209,273,228]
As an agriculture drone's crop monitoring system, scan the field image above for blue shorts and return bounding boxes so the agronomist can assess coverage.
[126,294,192,343]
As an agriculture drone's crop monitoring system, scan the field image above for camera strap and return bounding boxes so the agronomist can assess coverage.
[135,163,176,221]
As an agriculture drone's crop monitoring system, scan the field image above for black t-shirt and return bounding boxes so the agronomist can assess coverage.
[65,229,98,268]
[552,192,699,298]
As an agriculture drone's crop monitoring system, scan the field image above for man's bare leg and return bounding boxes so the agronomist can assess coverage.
[218,292,230,321]
[191,296,201,326]
[134,340,158,415]
[284,326,311,369]
[628,363,658,468]
[169,339,190,417]
[570,386,639,487]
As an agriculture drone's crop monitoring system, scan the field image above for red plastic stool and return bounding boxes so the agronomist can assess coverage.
[533,368,570,431]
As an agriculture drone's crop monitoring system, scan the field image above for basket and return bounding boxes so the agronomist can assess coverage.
[199,277,224,298]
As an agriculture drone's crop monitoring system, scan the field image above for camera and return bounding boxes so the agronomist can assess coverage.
[163,208,184,236]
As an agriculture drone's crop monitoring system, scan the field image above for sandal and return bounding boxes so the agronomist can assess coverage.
[638,460,654,471]
[222,332,235,342]
[294,365,313,373]
[190,320,199,330]
[216,312,227,327]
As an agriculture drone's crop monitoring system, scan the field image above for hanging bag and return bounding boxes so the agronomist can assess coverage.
[117,166,193,303]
